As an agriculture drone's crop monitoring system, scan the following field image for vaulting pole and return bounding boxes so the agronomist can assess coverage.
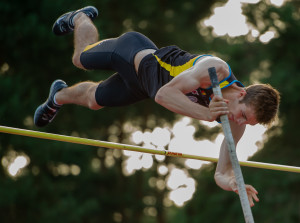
[208,67,254,223]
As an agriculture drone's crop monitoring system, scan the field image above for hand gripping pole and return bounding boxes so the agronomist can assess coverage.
[208,67,255,223]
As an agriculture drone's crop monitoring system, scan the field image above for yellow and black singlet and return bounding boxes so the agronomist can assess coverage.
[138,45,244,107]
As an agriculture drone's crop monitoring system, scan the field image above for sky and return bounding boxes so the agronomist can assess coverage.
[204,0,285,42]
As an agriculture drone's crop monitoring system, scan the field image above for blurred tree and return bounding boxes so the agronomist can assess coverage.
[0,0,224,222]
[178,1,300,222]
[1,0,299,222]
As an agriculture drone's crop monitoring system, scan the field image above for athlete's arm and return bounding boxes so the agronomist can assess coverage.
[214,122,259,207]
[155,57,229,121]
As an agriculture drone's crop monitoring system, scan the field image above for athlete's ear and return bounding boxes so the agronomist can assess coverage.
[239,88,247,99]
[231,84,246,99]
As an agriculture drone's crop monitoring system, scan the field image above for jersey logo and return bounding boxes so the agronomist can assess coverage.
[200,90,207,95]
[191,90,199,95]
[187,96,198,103]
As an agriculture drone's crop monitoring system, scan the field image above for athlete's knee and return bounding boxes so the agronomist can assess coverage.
[87,84,102,110]
[72,54,85,70]
[88,100,102,110]
[88,102,101,110]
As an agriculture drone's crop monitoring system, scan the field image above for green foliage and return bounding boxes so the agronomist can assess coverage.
[0,0,299,222]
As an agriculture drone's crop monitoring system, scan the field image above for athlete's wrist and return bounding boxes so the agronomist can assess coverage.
[202,107,213,122]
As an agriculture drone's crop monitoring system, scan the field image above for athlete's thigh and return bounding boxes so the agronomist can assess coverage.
[79,38,117,70]
[95,73,146,107]
[80,32,157,72]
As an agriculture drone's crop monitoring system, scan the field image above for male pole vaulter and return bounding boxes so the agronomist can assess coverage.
[34,6,280,207]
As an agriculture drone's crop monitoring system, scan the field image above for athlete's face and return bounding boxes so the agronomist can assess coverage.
[227,91,258,126]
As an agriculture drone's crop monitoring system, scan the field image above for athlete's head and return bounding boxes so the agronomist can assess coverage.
[240,84,280,125]
[225,83,280,126]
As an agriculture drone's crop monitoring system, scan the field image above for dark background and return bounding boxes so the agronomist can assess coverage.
[0,0,299,222]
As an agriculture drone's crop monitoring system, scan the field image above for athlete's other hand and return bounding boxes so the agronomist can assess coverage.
[233,184,260,207]
[208,95,229,121]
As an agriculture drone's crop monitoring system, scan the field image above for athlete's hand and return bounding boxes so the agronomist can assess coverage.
[208,95,229,121]
[233,184,260,207]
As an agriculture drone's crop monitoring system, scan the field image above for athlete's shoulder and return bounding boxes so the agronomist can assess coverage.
[193,56,228,71]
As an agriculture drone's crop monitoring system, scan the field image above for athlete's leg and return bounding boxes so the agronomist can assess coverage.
[35,6,157,127]
[55,81,102,110]
[72,13,99,69]
[55,72,146,109]
[51,6,99,69]
[33,72,145,127]
[34,79,102,127]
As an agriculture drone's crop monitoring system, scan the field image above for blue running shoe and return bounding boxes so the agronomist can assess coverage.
[34,80,68,127]
[52,6,98,36]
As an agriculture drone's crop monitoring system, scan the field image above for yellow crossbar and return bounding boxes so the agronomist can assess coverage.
[0,125,299,173]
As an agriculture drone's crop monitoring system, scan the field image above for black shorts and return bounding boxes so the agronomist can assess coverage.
[80,31,158,107]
